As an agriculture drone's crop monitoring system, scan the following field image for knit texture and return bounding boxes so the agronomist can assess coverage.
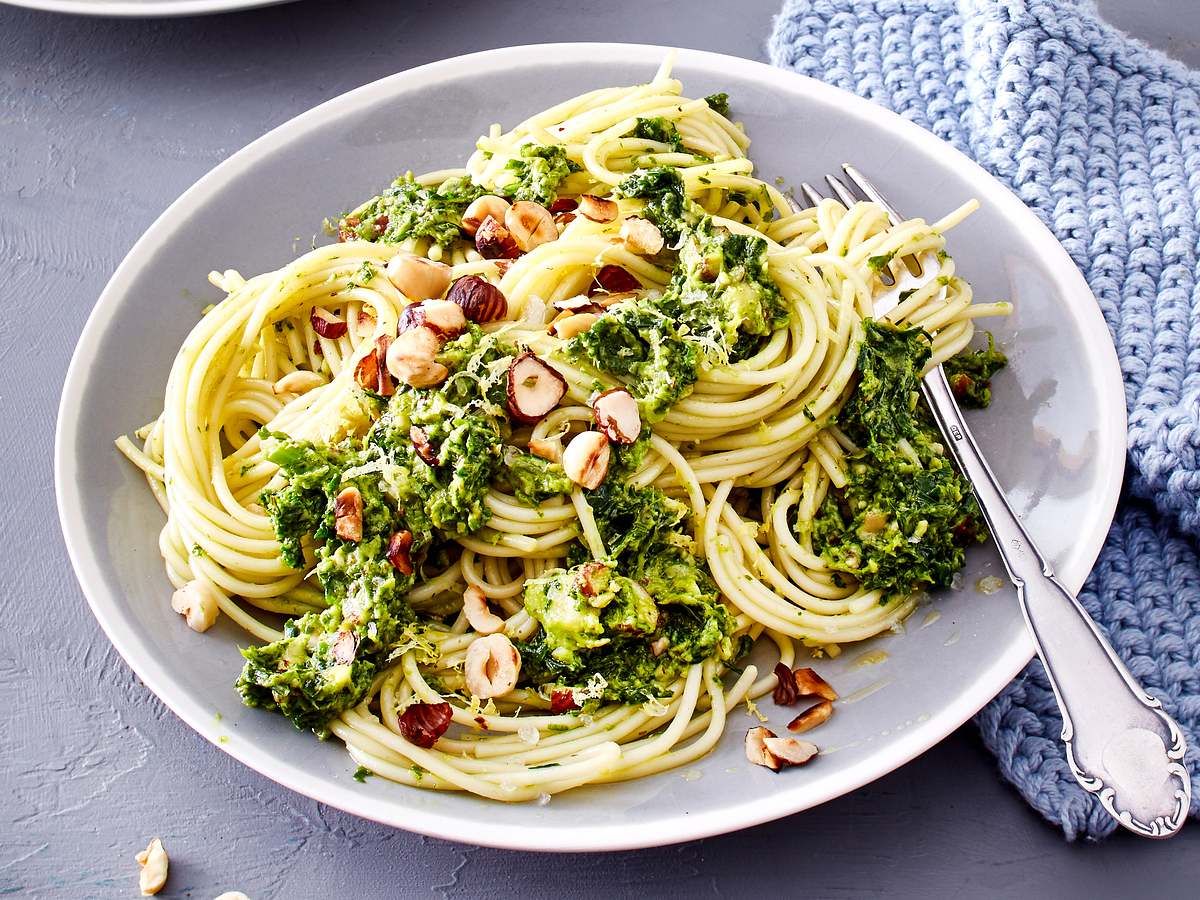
[770,0,1200,840]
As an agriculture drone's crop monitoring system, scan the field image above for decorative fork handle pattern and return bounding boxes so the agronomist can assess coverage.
[921,366,1190,836]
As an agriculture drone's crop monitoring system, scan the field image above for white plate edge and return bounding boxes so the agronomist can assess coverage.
[3,0,291,17]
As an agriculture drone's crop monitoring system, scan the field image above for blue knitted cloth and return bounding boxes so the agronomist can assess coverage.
[769,0,1200,840]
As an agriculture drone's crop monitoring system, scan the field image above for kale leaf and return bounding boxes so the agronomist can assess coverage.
[522,564,653,666]
[641,543,720,607]
[517,473,737,703]
[237,532,411,734]
[867,250,896,274]
[663,217,790,358]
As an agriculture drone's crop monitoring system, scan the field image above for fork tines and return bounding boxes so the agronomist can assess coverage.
[801,165,930,283]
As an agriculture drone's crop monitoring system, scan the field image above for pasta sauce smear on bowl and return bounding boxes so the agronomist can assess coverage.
[116,54,1011,801]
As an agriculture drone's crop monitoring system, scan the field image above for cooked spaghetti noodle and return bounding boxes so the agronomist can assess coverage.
[118,54,1010,800]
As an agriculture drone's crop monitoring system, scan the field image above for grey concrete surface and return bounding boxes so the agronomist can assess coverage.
[3,0,1198,897]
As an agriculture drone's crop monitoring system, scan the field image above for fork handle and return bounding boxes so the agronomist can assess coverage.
[922,366,1190,837]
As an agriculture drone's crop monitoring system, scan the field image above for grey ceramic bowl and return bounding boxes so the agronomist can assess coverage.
[55,44,1125,851]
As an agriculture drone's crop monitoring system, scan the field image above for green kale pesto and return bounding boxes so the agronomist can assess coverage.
[240,329,515,733]
[631,116,683,151]
[367,395,505,537]
[519,474,739,702]
[582,480,690,575]
[942,333,1007,408]
[522,564,659,665]
[345,174,484,248]
[613,166,693,242]
[338,142,575,247]
[519,558,737,703]
[495,143,578,206]
[566,305,699,423]
[501,449,574,507]
[810,321,987,598]
[610,430,652,478]
[240,444,416,733]
[704,93,731,117]
[567,167,789,421]
[258,438,348,570]
[867,250,897,274]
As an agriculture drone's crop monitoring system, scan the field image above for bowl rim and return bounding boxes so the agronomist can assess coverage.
[54,42,1127,852]
[2,0,291,17]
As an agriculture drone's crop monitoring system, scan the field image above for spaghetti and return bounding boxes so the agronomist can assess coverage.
[118,54,1010,800]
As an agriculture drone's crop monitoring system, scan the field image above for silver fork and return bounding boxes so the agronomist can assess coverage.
[802,165,1190,839]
